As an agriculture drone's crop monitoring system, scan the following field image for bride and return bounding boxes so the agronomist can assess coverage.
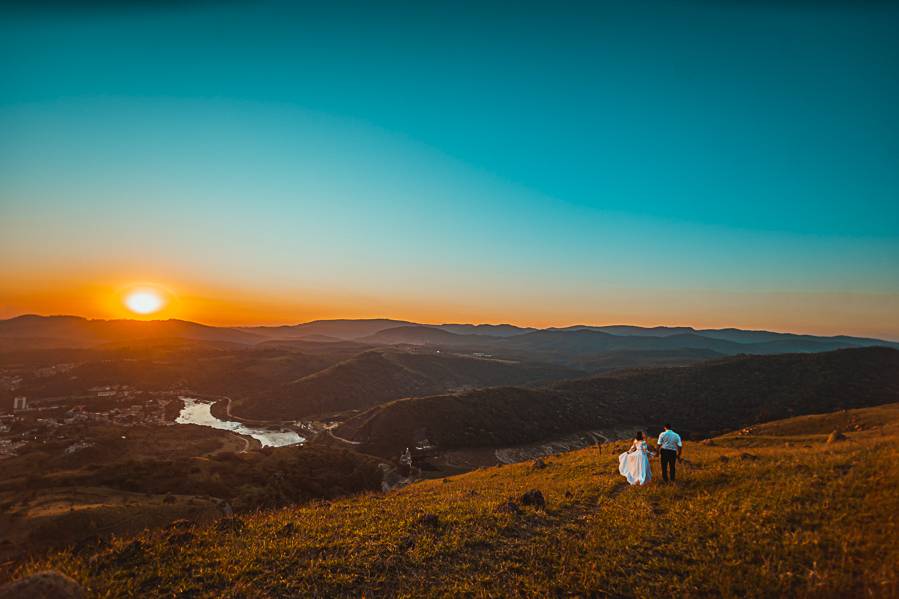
[618,431,654,485]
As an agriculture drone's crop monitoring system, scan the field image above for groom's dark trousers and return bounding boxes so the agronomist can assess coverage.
[660,449,678,481]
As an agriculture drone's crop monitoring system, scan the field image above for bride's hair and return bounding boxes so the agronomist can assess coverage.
[634,431,644,441]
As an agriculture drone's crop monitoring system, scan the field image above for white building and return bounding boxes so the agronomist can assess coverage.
[13,396,27,411]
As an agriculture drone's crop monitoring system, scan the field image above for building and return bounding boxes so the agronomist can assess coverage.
[13,396,27,411]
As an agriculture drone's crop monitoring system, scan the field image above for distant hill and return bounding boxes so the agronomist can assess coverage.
[0,315,262,349]
[548,324,897,348]
[8,345,341,401]
[577,348,723,372]
[234,350,583,420]
[548,324,697,337]
[3,315,895,357]
[335,347,899,457]
[435,323,536,337]
[361,324,899,368]
[359,325,492,346]
[243,319,413,340]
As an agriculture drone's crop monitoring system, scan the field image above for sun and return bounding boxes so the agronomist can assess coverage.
[124,289,165,315]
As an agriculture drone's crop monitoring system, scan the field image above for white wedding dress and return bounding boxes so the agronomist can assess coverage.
[618,440,652,485]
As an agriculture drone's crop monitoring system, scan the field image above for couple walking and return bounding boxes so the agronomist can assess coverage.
[618,424,682,486]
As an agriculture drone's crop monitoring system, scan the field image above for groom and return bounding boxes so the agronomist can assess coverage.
[657,424,682,482]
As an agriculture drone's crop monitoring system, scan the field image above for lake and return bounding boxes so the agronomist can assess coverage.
[175,396,304,448]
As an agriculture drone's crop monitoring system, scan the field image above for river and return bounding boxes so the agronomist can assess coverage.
[175,396,304,448]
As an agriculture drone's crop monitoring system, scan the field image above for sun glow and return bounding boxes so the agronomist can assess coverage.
[124,289,165,315]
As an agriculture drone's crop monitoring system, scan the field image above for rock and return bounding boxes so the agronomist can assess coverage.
[564,490,573,499]
[738,453,759,461]
[162,493,176,504]
[827,430,847,444]
[495,500,522,515]
[700,439,715,446]
[531,458,547,469]
[278,522,297,537]
[417,513,440,527]
[718,456,730,463]
[215,517,245,533]
[521,489,546,509]
[0,571,84,599]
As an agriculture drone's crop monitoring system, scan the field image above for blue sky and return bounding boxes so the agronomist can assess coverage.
[1,1,898,337]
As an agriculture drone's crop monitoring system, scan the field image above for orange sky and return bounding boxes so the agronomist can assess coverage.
[2,274,897,341]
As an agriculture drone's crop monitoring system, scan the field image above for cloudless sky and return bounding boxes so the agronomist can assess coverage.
[1,1,898,338]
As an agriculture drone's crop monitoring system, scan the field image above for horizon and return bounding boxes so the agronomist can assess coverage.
[2,1,898,340]
[4,311,899,343]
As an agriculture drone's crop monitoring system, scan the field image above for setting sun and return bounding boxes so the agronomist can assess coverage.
[124,289,165,315]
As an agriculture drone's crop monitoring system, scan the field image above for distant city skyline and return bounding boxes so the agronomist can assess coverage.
[2,1,898,339]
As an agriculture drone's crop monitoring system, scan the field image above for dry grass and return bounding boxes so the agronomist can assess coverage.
[21,405,899,598]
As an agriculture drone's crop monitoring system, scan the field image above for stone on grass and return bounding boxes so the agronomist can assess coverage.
[521,489,546,509]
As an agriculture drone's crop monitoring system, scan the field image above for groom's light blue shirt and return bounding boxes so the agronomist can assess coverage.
[657,430,682,451]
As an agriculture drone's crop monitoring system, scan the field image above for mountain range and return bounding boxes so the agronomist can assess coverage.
[2,315,895,357]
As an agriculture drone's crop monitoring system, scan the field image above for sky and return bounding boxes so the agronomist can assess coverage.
[1,1,898,338]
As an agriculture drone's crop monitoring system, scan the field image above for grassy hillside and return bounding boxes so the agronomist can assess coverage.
[20,404,899,597]
[336,347,899,456]
[236,350,582,420]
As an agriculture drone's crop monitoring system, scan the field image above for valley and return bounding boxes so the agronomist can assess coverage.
[1,316,897,589]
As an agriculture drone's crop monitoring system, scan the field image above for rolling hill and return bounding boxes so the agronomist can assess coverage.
[359,324,899,368]
[3,315,895,357]
[234,350,584,420]
[334,347,899,457]
[0,315,263,350]
[243,319,413,340]
[16,403,899,597]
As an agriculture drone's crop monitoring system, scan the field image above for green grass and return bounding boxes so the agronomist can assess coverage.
[21,405,899,598]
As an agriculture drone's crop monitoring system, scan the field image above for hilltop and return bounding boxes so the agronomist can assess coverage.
[16,403,899,597]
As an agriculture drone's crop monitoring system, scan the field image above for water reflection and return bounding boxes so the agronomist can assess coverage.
[175,397,304,448]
